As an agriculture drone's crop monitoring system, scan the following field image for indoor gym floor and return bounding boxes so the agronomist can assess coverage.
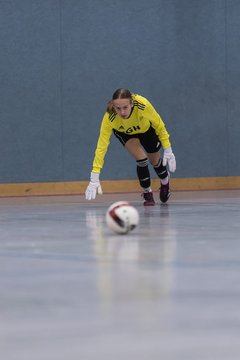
[0,189,240,360]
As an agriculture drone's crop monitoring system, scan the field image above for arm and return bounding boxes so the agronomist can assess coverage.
[92,116,113,173]
[145,100,176,172]
[85,114,113,200]
[144,100,171,149]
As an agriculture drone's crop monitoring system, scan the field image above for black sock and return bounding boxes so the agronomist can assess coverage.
[136,158,151,189]
[153,159,168,180]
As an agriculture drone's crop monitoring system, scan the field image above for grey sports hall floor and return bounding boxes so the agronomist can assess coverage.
[1,189,240,360]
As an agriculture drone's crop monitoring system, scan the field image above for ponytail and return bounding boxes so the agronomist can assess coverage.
[106,100,115,114]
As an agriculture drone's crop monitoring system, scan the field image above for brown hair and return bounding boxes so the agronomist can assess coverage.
[106,88,133,113]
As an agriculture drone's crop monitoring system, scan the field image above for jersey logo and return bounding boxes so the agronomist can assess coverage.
[126,125,141,134]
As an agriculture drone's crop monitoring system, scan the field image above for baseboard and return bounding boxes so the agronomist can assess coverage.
[0,176,239,197]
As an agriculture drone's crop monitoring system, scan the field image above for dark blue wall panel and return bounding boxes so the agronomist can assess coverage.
[226,0,240,175]
[0,0,239,183]
[0,1,63,182]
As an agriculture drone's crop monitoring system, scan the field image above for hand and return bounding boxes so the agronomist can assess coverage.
[162,147,176,173]
[85,172,103,200]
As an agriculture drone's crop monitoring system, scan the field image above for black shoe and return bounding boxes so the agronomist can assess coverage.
[142,191,155,206]
[160,182,170,203]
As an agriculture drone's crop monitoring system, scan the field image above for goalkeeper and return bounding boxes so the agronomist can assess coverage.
[85,88,176,206]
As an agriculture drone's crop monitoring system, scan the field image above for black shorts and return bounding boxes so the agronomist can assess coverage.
[113,126,161,153]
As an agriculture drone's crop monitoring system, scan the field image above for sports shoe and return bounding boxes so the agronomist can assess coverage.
[142,191,155,206]
[160,182,170,203]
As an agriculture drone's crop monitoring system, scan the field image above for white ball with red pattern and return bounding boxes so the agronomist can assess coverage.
[106,201,139,234]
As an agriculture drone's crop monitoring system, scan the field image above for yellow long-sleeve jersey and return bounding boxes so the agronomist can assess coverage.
[92,94,171,173]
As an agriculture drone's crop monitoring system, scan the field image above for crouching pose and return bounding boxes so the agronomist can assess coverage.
[85,88,176,205]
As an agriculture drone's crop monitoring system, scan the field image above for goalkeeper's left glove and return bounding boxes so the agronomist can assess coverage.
[162,147,176,173]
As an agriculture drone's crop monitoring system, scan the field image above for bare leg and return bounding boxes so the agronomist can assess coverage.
[124,138,147,160]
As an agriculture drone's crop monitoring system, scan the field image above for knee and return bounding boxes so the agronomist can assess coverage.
[148,155,160,167]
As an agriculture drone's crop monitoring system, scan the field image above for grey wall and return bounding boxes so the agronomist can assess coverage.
[0,0,239,183]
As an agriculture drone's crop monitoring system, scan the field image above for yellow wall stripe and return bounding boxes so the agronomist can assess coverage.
[0,176,239,197]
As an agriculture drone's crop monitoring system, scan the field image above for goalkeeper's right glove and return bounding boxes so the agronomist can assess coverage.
[85,172,103,200]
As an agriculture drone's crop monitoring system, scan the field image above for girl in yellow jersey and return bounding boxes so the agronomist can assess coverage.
[85,88,176,205]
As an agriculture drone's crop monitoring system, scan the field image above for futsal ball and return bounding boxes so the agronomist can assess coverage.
[106,201,139,234]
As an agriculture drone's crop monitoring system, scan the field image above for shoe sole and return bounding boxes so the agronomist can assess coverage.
[143,201,155,206]
[160,192,171,203]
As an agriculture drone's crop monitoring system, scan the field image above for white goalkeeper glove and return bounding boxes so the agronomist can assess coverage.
[162,147,176,173]
[85,172,103,200]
